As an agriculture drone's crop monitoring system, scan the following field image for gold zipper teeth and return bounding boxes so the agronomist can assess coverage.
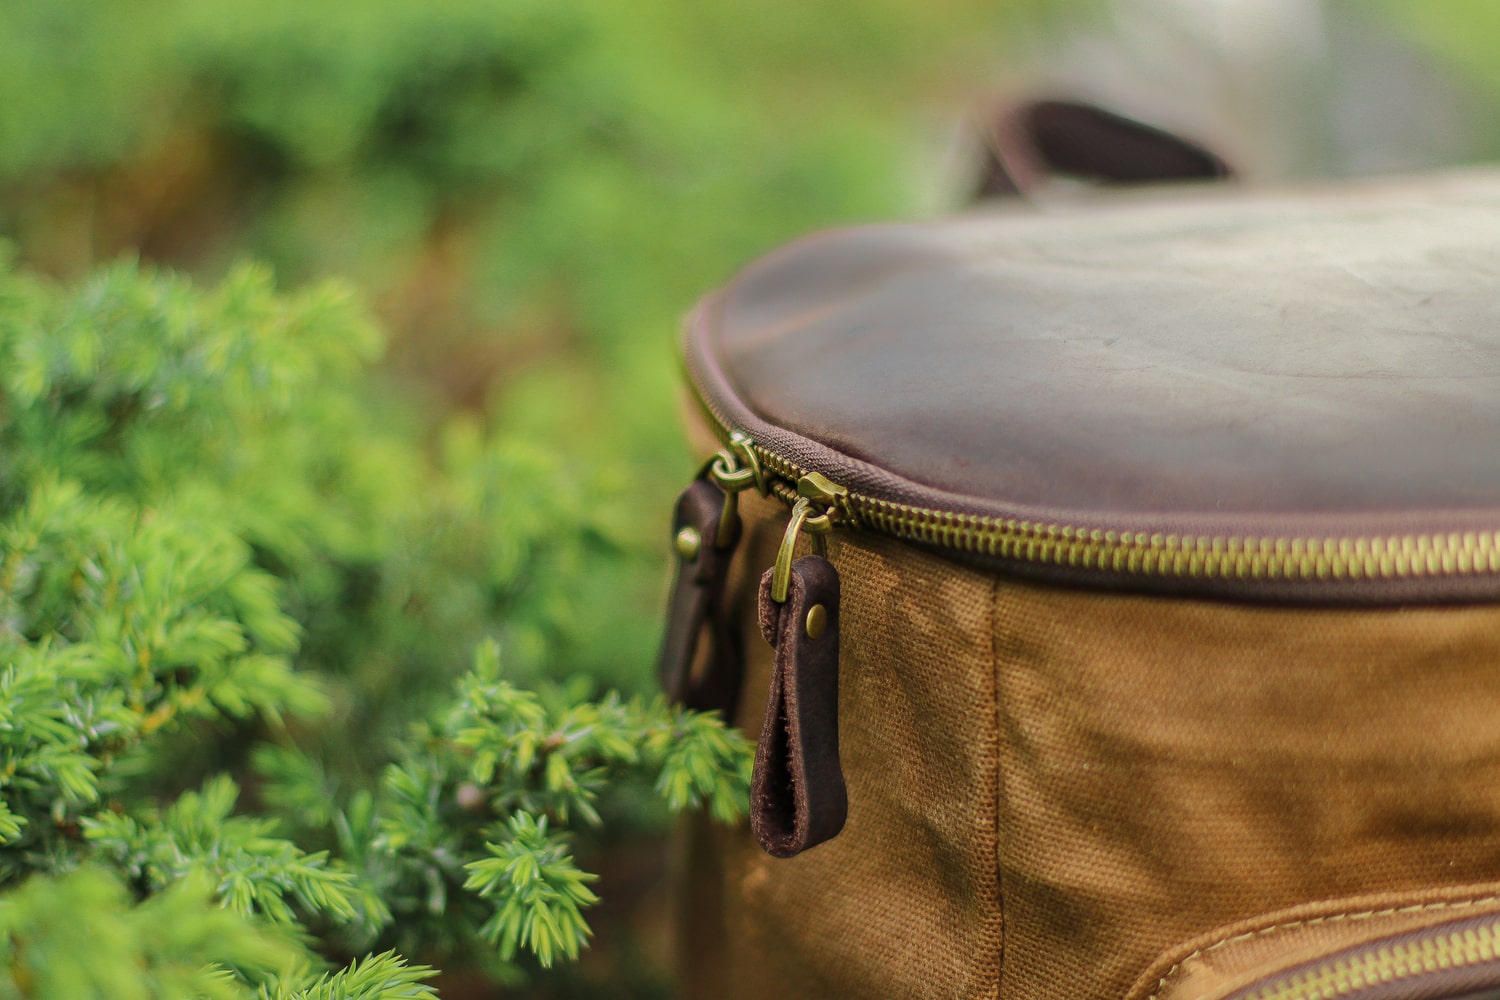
[862,496,1500,582]
[1250,921,1500,1000]
[702,399,1500,583]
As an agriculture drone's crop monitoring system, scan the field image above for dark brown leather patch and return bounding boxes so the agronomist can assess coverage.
[750,555,847,858]
[697,173,1500,526]
[657,479,742,717]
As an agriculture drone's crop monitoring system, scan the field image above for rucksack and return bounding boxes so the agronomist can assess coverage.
[660,143,1500,1000]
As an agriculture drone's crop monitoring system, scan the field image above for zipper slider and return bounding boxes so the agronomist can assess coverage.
[769,473,847,603]
[707,431,766,547]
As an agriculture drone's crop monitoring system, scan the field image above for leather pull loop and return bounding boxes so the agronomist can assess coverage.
[657,479,743,717]
[750,554,846,858]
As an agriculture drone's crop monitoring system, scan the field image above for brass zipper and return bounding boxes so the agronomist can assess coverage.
[1226,916,1500,1000]
[693,393,1500,588]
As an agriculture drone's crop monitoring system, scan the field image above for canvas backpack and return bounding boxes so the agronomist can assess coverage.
[658,128,1500,1000]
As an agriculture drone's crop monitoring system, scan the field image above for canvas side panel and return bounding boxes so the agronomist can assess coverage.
[991,581,1500,1000]
[679,489,1002,999]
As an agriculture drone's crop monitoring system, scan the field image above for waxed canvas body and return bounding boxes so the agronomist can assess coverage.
[670,172,1500,999]
[676,484,1500,1000]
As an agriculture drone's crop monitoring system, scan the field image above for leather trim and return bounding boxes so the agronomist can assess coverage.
[658,479,743,716]
[749,555,847,857]
[682,170,1500,604]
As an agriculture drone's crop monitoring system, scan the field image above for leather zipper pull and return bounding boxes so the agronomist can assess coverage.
[657,478,744,717]
[750,553,846,858]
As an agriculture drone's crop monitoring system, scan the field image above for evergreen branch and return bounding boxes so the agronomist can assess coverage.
[463,814,598,968]
[0,867,301,1000]
[642,701,755,823]
[331,640,751,969]
[0,253,760,992]
[83,776,383,930]
[266,953,436,1000]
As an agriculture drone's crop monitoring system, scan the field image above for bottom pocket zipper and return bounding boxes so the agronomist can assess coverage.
[1226,913,1500,1000]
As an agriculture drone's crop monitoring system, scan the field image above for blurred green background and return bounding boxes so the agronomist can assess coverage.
[0,0,1496,994]
[0,0,1084,704]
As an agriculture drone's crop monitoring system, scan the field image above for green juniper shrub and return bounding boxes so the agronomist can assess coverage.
[0,0,1090,718]
[0,3,1106,994]
[0,258,753,997]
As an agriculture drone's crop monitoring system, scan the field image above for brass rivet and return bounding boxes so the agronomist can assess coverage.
[805,603,827,639]
[675,526,702,560]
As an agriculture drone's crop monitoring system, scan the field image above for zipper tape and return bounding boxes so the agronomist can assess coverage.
[684,295,1500,604]
[1226,913,1500,1000]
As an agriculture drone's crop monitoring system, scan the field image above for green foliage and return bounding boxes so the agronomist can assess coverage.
[264,954,436,1000]
[0,260,752,995]
[0,866,438,999]
[311,640,749,977]
[84,776,372,927]
[0,1,1089,993]
[0,1,1082,709]
[1360,0,1500,157]
[0,867,301,1000]
[465,813,598,968]
[1360,1,1500,87]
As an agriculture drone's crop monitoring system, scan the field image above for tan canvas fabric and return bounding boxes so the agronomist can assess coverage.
[676,439,1500,1000]
[679,489,1003,999]
[994,584,1500,1000]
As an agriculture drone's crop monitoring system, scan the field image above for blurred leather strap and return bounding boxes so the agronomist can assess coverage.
[976,98,1232,198]
[658,478,743,717]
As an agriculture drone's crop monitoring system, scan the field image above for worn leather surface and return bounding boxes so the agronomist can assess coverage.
[704,170,1500,520]
[749,555,846,859]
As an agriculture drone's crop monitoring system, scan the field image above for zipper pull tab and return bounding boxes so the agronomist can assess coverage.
[751,472,848,858]
[751,551,845,857]
[656,437,761,716]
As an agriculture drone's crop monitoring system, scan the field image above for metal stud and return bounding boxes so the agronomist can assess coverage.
[675,526,702,560]
[805,603,827,639]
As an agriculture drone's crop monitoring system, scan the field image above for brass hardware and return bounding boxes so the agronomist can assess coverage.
[805,604,827,639]
[770,472,851,603]
[799,472,844,551]
[771,498,814,603]
[727,431,768,495]
[708,432,769,549]
[798,471,847,506]
[709,458,755,492]
[713,485,743,549]
[675,526,702,560]
[693,394,1500,586]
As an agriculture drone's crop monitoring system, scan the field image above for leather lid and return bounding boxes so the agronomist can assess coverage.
[695,170,1500,533]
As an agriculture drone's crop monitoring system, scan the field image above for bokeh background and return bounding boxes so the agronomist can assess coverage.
[2,0,1498,994]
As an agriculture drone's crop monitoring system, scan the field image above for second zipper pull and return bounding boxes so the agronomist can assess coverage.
[657,433,764,717]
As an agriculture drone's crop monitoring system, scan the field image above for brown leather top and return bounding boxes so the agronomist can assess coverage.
[704,170,1500,522]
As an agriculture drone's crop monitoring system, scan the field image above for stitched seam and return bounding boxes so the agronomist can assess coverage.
[1145,894,1500,1000]
[990,577,1006,1000]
